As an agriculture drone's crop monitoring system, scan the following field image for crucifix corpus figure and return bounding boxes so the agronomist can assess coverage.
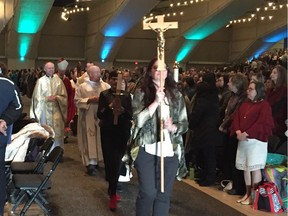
[143,15,178,193]
[143,15,178,71]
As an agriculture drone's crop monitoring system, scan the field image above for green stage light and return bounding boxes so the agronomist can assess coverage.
[176,40,199,62]
[19,34,33,59]
[14,0,54,34]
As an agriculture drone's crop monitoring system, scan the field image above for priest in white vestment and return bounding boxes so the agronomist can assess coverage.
[30,62,67,150]
[74,65,110,175]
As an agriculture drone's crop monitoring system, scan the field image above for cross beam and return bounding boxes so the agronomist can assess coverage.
[143,15,178,70]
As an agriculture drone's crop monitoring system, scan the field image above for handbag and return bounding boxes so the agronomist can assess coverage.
[253,181,283,213]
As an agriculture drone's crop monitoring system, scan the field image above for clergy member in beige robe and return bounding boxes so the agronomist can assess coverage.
[74,65,110,176]
[30,62,67,150]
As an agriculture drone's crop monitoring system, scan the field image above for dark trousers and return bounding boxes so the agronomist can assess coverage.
[223,134,245,194]
[198,143,216,182]
[0,131,9,215]
[100,125,128,195]
[135,147,178,216]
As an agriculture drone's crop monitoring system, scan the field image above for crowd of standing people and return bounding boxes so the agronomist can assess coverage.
[0,48,287,215]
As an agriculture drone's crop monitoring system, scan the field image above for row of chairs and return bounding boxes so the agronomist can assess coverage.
[6,137,63,216]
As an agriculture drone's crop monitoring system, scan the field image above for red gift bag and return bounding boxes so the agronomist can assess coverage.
[253,182,283,213]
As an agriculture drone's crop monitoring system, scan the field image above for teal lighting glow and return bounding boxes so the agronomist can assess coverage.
[14,0,54,34]
[184,15,231,40]
[20,56,25,61]
[19,34,33,59]
[176,40,199,62]
[100,37,118,60]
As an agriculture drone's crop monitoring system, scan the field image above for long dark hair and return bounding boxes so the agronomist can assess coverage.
[250,81,266,101]
[272,65,287,88]
[141,58,176,107]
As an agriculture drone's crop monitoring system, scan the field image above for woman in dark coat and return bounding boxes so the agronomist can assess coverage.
[188,72,219,186]
[266,65,287,145]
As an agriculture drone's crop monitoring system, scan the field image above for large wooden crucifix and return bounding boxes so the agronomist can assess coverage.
[143,15,178,71]
[143,15,178,193]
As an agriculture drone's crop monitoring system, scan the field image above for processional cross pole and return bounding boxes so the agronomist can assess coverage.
[143,15,178,193]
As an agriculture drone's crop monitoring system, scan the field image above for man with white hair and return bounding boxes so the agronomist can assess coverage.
[74,65,110,175]
[30,62,67,151]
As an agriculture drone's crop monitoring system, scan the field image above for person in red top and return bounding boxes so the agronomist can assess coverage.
[231,81,274,205]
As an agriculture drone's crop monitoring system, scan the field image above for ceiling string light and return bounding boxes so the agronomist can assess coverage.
[226,0,286,28]
[61,1,90,21]
[169,0,205,8]
[144,0,207,20]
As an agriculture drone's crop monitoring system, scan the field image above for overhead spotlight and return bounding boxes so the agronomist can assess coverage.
[233,20,237,23]
[248,18,252,21]
[177,2,181,6]
[180,11,184,15]
[61,12,70,21]
[264,7,268,11]
[261,16,265,20]
[256,8,260,11]
[242,18,246,22]
[86,7,90,11]
[184,1,188,5]
[226,24,230,28]
[272,6,276,10]
[279,5,283,8]
[269,16,273,20]
[251,14,255,17]
[268,2,273,7]
[170,3,173,7]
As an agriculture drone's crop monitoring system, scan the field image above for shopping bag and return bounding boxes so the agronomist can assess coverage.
[253,181,283,213]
